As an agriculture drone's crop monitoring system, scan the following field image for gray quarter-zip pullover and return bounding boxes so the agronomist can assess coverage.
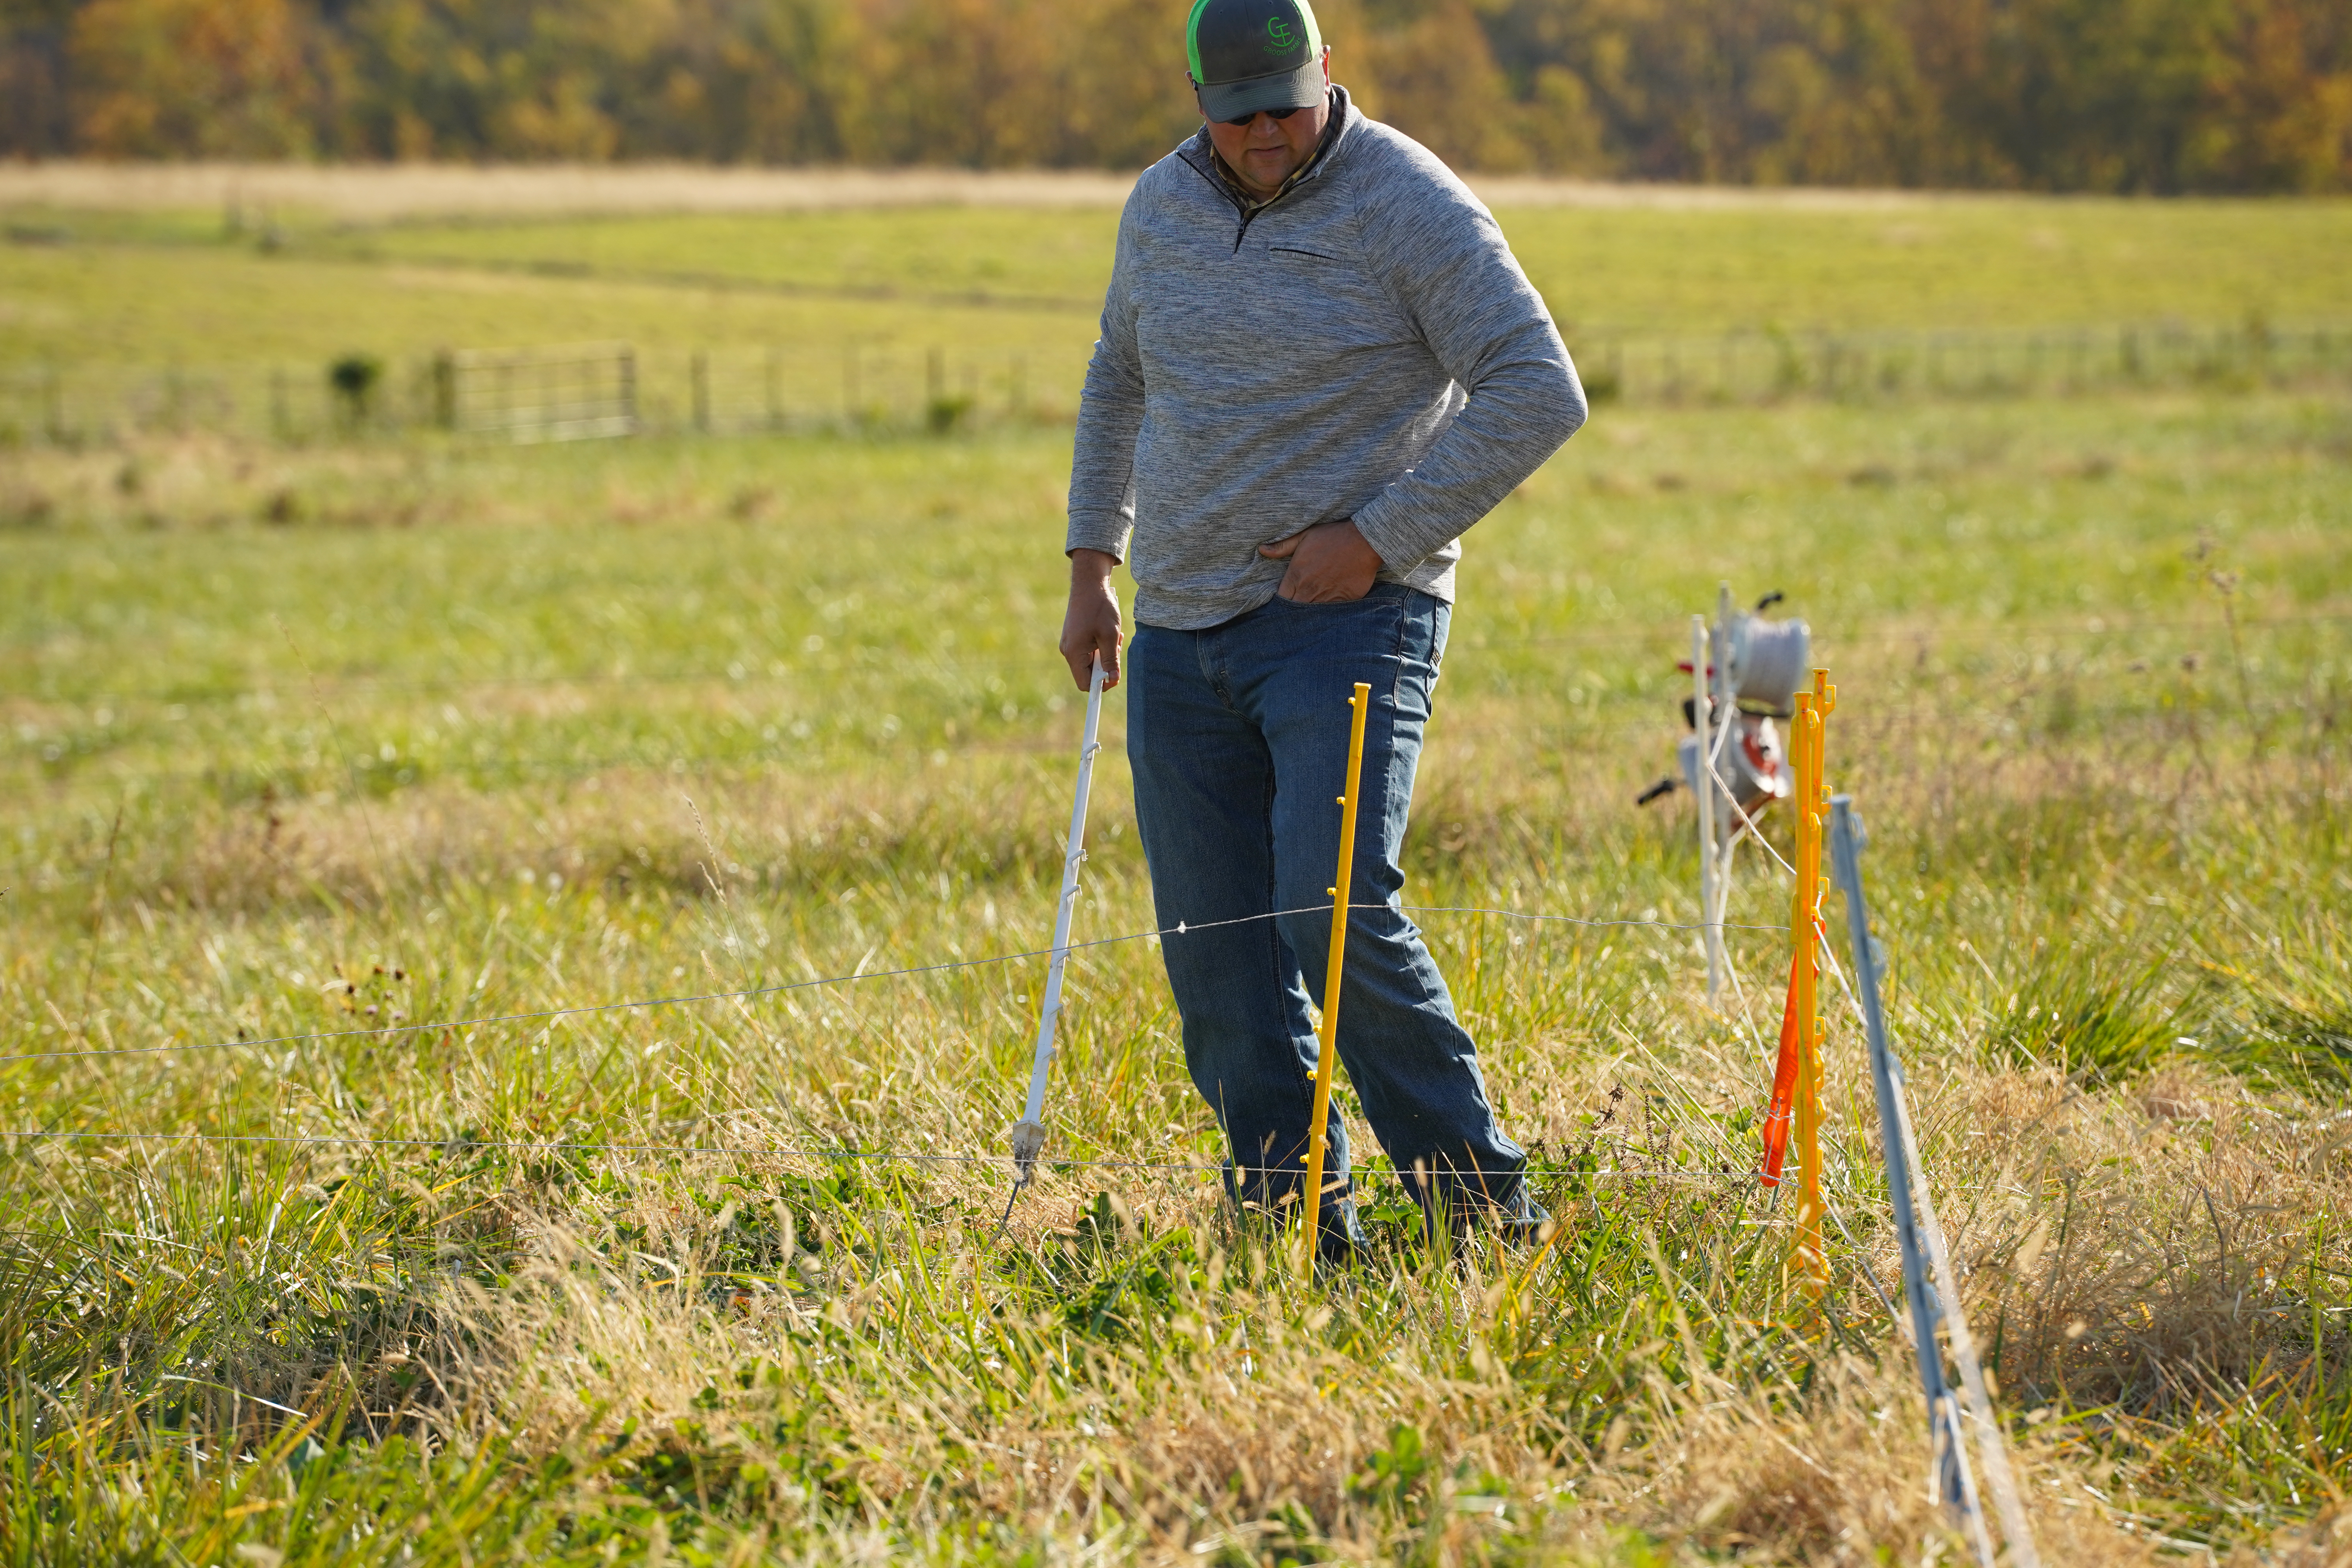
[1066,86,1586,630]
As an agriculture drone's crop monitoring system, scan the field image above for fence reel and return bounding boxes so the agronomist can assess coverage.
[1637,590,1811,815]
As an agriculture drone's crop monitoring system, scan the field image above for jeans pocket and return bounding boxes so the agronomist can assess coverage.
[1269,582,1410,612]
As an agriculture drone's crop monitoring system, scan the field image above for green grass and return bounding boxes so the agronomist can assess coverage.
[2,181,2350,1563]
[331,195,2352,334]
[7,191,2352,375]
[0,234,1080,372]
[7,187,2347,445]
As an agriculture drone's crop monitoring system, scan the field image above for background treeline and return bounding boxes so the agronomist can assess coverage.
[3,0,2348,190]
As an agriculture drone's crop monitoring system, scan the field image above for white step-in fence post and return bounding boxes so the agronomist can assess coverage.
[1007,653,1109,1190]
[1691,614,1723,1004]
[1683,586,1812,1004]
[1708,582,1736,961]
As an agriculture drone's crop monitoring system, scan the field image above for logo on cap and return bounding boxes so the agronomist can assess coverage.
[1266,15,1294,48]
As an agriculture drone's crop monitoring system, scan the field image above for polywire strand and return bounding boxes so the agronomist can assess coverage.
[11,896,1793,1186]
[1401,905,1787,934]
[0,905,1325,1068]
[0,1127,1759,1183]
[2,905,1785,1069]
[9,901,1795,1182]
[1699,747,1803,883]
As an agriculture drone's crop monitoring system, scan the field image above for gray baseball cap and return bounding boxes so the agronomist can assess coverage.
[1187,0,1327,124]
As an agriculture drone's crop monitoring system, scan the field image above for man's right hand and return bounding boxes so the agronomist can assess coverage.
[1060,548,1124,691]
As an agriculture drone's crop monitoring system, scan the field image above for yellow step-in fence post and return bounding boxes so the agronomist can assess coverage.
[1790,668,1836,1294]
[1302,682,1372,1269]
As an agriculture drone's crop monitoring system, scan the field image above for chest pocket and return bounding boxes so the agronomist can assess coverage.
[1259,242,1406,350]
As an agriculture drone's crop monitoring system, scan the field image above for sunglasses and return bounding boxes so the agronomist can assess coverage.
[1220,105,1305,127]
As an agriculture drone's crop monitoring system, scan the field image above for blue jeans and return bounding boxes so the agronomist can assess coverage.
[1127,584,1535,1250]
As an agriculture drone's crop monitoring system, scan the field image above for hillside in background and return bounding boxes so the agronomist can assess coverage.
[2,0,2349,190]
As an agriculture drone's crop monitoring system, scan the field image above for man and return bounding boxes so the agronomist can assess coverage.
[1058,0,1586,1257]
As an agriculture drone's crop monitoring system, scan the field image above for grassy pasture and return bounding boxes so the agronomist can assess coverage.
[2,173,2350,1564]
[327,195,2352,334]
[7,184,2352,372]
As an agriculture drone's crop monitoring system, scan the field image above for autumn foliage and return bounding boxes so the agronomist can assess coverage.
[1,0,2347,188]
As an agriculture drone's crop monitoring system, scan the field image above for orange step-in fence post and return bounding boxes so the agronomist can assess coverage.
[1761,668,1834,1295]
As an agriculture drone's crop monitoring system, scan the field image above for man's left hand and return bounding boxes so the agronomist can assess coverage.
[1260,519,1385,603]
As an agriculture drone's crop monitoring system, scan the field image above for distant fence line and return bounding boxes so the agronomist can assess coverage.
[4,319,2348,446]
[439,343,640,442]
[0,343,1071,447]
[1567,317,2352,405]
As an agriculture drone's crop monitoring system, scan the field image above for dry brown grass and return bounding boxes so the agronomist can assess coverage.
[398,1164,2229,1564]
[0,161,2006,223]
[119,757,1083,915]
[0,162,1140,219]
[221,909,2328,1562]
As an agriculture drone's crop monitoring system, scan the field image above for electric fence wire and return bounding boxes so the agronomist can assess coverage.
[5,897,1799,1185]
[1401,905,1787,934]
[10,717,1804,1186]
[1700,752,1806,884]
[0,1126,1763,1186]
[0,902,1790,1070]
[0,905,1321,1069]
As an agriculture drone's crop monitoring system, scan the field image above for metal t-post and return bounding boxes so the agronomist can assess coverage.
[1828,798,1978,1539]
[1831,797,2040,1568]
[1007,654,1109,1190]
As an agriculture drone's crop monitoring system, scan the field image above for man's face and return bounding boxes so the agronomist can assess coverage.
[1200,49,1331,200]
